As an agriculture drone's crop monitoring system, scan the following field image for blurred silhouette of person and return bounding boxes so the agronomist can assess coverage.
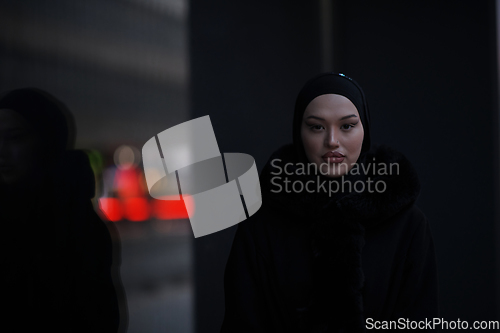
[0,88,120,332]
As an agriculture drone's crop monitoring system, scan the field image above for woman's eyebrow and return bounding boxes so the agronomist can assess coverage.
[305,115,325,121]
[305,114,358,121]
[340,114,358,120]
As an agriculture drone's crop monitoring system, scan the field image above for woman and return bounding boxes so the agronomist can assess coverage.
[221,73,438,332]
[0,88,120,332]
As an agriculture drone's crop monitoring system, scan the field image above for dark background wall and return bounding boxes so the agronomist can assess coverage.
[332,0,499,324]
[190,1,499,332]
[189,2,323,332]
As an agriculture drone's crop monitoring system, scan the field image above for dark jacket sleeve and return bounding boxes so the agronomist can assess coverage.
[60,151,120,332]
[220,221,270,333]
[391,215,439,327]
[71,200,120,333]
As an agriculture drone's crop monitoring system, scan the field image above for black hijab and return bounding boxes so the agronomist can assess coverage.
[0,88,77,197]
[0,87,74,161]
[0,88,78,215]
[292,73,371,164]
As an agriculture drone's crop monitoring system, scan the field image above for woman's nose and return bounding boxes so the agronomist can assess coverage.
[325,129,339,148]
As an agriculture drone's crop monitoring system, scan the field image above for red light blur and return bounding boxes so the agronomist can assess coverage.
[115,168,145,198]
[152,195,189,220]
[123,197,150,221]
[99,198,123,222]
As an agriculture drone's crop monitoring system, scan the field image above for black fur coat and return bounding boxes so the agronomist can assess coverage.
[220,144,438,332]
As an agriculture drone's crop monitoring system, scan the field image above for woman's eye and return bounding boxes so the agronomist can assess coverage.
[341,124,355,130]
[310,125,324,131]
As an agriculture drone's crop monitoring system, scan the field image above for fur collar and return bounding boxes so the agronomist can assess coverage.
[259,144,421,332]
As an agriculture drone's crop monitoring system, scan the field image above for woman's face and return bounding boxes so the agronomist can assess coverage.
[301,94,364,178]
[0,109,38,185]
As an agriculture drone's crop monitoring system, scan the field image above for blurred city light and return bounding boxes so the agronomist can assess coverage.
[99,144,192,222]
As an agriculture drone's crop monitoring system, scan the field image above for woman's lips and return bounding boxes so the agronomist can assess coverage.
[322,151,345,163]
[322,156,345,163]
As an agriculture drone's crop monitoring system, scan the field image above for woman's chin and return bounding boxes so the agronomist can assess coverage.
[322,171,346,179]
[317,163,350,178]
